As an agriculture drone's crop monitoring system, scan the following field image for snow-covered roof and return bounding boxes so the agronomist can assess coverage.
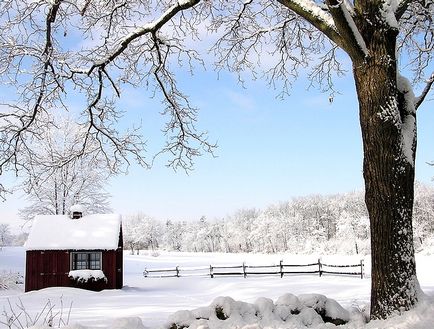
[25,214,122,251]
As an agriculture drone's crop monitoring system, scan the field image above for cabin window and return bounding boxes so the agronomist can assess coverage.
[71,252,102,270]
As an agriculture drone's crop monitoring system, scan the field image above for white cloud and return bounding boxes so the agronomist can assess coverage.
[225,90,256,112]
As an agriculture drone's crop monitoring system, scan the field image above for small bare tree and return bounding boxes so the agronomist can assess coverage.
[18,118,112,221]
[0,224,11,250]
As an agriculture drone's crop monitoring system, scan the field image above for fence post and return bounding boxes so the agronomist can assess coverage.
[243,262,247,278]
[280,260,284,278]
[318,259,322,277]
[360,259,364,279]
[176,266,179,278]
[210,265,214,278]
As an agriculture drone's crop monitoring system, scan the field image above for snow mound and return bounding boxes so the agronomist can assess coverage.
[68,270,107,283]
[111,317,148,329]
[27,317,148,329]
[275,293,302,319]
[165,293,363,329]
[299,294,350,325]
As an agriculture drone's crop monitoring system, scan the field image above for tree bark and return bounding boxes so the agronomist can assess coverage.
[353,17,419,319]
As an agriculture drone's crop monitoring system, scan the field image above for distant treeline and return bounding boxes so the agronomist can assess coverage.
[123,181,434,255]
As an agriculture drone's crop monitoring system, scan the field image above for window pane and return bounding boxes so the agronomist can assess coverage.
[72,252,101,270]
[90,252,101,269]
[90,253,100,261]
[73,253,88,270]
[90,260,100,269]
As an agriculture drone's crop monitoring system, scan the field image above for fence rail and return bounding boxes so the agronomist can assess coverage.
[143,259,364,279]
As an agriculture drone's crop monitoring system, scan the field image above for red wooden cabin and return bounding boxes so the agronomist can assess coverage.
[24,207,123,292]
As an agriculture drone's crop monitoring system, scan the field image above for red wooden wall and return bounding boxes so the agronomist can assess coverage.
[25,248,123,292]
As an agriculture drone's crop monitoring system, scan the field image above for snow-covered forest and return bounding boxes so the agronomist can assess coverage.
[123,181,434,256]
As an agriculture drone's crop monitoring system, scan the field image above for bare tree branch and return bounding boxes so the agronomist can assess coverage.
[415,72,434,110]
[86,0,200,74]
[0,0,215,188]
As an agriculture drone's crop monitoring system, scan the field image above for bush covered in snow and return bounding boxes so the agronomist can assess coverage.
[68,270,108,291]
[68,270,107,284]
[0,271,22,290]
[165,294,367,329]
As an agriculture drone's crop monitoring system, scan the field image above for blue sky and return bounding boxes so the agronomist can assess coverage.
[1,52,434,228]
[107,67,434,222]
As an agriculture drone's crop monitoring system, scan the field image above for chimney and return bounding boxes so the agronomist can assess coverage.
[70,204,84,219]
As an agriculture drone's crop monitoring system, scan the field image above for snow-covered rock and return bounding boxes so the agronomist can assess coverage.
[165,293,351,329]
[298,307,325,327]
[275,293,302,319]
[167,310,196,328]
[299,294,350,325]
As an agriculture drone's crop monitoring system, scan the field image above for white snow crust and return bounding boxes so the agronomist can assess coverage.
[293,0,336,30]
[381,0,399,28]
[68,270,107,283]
[397,74,416,166]
[339,2,368,56]
[25,214,122,250]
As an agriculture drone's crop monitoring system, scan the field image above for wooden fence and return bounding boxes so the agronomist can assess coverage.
[143,259,364,279]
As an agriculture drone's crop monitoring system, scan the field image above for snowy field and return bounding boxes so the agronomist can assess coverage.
[1,247,434,328]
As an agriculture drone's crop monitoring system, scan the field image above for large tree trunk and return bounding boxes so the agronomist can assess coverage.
[353,22,419,319]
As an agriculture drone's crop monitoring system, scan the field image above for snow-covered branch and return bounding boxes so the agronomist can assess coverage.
[415,72,434,110]
[276,0,342,47]
[325,0,369,61]
[74,0,212,171]
[86,0,200,74]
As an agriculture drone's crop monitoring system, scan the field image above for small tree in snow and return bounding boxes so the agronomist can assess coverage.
[0,224,11,250]
[164,220,185,251]
[124,213,163,254]
[413,182,434,247]
[19,119,112,221]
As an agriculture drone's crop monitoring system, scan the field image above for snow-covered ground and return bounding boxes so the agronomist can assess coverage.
[1,247,434,328]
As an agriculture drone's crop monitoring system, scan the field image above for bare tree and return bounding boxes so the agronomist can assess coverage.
[18,118,112,221]
[0,224,11,250]
[0,0,433,320]
[124,213,163,254]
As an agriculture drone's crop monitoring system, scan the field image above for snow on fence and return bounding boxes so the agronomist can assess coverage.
[143,259,364,279]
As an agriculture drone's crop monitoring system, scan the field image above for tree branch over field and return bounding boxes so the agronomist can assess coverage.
[0,0,213,184]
